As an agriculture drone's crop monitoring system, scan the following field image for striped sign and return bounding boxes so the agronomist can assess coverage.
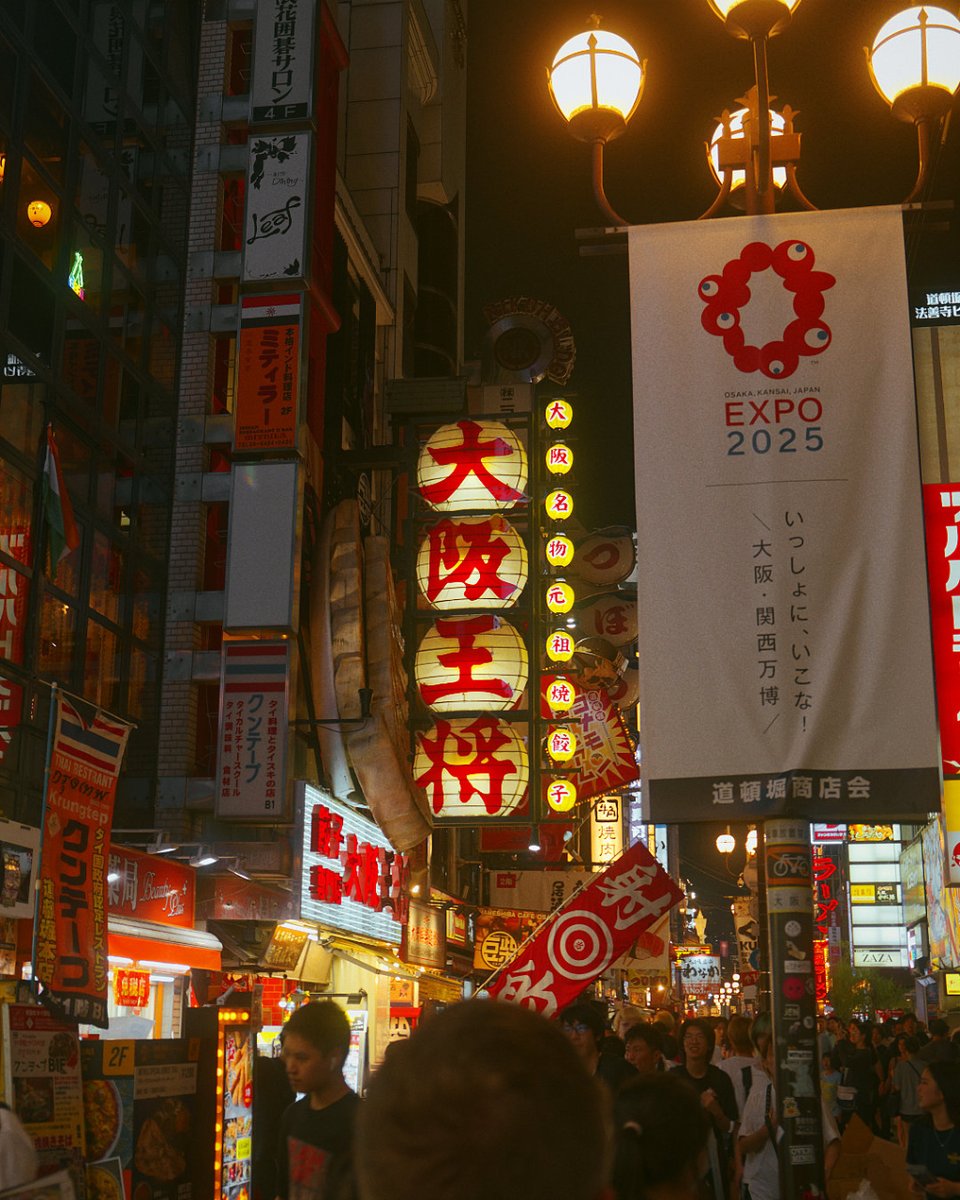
[217,640,290,818]
[35,693,132,1027]
[234,294,301,452]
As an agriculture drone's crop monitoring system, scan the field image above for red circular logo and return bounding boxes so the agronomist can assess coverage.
[698,239,836,380]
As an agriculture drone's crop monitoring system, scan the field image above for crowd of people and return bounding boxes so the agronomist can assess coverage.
[257,999,960,1200]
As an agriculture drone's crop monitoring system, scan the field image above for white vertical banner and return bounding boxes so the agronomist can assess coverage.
[251,0,316,123]
[629,206,939,822]
[243,132,310,283]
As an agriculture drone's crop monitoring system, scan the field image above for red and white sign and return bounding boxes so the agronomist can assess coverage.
[0,524,29,766]
[216,640,289,819]
[679,954,722,1000]
[108,843,195,926]
[113,967,151,1008]
[541,682,639,803]
[417,420,527,512]
[413,717,528,819]
[234,295,301,452]
[923,484,960,777]
[484,840,683,1016]
[414,615,527,712]
[415,516,528,611]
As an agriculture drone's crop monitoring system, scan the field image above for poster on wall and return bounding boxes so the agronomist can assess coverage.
[629,205,939,821]
[216,641,290,819]
[242,133,310,283]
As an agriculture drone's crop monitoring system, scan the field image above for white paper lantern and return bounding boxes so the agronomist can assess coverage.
[414,717,529,818]
[415,615,528,712]
[416,516,528,611]
[417,420,528,512]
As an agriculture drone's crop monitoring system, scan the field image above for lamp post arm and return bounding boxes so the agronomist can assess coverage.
[591,139,630,227]
[902,115,934,206]
[698,163,734,220]
[784,163,817,211]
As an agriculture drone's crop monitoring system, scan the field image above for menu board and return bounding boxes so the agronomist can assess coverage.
[221,1025,253,1200]
[1,1004,86,1198]
[80,1039,200,1200]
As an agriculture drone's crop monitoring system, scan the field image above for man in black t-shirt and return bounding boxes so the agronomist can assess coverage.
[276,1002,360,1200]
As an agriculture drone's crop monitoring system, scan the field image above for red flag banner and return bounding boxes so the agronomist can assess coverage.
[35,693,132,1027]
[484,840,683,1016]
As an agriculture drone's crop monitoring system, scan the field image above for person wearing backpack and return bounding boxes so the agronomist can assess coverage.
[892,1034,926,1148]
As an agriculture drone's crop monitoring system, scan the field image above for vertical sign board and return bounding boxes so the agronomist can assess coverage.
[234,295,301,452]
[216,640,290,819]
[629,206,939,822]
[242,132,310,284]
[923,485,960,798]
[250,0,315,123]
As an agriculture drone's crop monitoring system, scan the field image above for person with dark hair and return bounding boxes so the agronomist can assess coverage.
[907,1061,960,1195]
[674,1019,737,1200]
[920,1021,960,1066]
[560,1001,638,1096]
[836,1019,881,1132]
[893,1035,926,1148]
[276,1001,360,1200]
[624,1024,666,1076]
[612,1072,711,1200]
[354,999,612,1200]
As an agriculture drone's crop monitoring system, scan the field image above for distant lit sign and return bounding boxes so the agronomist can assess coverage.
[913,290,960,326]
[545,398,573,429]
[945,973,960,996]
[848,824,895,842]
[113,968,150,1008]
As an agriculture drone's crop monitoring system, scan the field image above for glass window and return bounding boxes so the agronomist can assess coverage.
[0,461,32,672]
[61,325,101,410]
[17,158,59,271]
[24,71,69,185]
[8,257,55,364]
[0,460,34,554]
[0,34,17,131]
[83,620,120,711]
[127,646,155,719]
[75,141,113,242]
[0,379,44,457]
[35,7,77,95]
[131,567,162,649]
[38,594,76,681]
[90,533,122,625]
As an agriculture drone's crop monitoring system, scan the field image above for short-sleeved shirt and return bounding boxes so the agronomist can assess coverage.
[908,1119,960,1183]
[893,1056,925,1118]
[277,1091,360,1200]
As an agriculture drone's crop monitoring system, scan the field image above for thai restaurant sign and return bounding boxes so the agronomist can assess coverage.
[234,295,301,452]
[216,640,290,819]
[629,205,939,821]
[250,0,315,123]
[296,782,409,944]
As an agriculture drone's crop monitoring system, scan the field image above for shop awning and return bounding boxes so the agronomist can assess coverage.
[108,915,222,972]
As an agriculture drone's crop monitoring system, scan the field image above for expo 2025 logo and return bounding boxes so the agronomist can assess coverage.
[698,239,836,380]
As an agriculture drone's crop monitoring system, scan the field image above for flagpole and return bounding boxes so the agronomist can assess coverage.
[29,681,59,997]
[30,676,138,733]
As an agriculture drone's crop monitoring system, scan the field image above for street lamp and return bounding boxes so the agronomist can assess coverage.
[866,6,960,203]
[549,3,960,222]
[716,828,736,855]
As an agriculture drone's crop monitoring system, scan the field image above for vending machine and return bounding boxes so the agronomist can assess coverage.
[185,1003,255,1200]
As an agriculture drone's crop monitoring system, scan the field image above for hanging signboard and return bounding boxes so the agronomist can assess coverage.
[922,484,960,780]
[35,694,132,1028]
[234,295,301,452]
[108,843,195,927]
[483,840,683,1015]
[242,132,310,283]
[216,640,290,819]
[250,0,315,123]
[629,205,939,821]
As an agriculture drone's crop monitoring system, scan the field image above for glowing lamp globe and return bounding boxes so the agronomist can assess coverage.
[416,515,528,611]
[414,615,528,712]
[546,778,577,813]
[546,443,574,475]
[545,676,577,714]
[707,0,800,39]
[716,831,736,854]
[548,26,645,144]
[545,580,575,614]
[27,200,52,227]
[867,6,960,122]
[546,726,578,763]
[545,490,573,521]
[545,398,573,429]
[413,717,528,819]
[417,419,527,512]
[710,107,788,190]
[545,534,575,568]
[546,629,575,663]
[746,828,759,855]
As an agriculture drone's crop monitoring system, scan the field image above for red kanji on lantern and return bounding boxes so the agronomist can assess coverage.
[419,420,525,507]
[414,717,527,817]
[417,616,518,707]
[419,517,526,607]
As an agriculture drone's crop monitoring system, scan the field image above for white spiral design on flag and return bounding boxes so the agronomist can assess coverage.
[546,911,615,981]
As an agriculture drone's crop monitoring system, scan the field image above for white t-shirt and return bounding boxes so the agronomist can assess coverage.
[740,1075,840,1200]
[721,1054,761,1118]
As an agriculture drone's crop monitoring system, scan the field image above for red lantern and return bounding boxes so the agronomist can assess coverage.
[415,615,528,712]
[417,420,528,512]
[414,717,529,819]
[416,515,528,611]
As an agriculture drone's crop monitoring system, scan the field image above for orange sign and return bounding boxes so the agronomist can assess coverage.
[234,295,300,451]
[113,967,151,1008]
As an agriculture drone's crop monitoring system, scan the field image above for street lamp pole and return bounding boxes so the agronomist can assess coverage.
[546,3,960,1197]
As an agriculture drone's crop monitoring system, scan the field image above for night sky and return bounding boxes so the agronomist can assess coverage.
[462,1,960,928]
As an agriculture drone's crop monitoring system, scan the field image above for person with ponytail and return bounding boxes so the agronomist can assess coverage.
[611,1072,711,1200]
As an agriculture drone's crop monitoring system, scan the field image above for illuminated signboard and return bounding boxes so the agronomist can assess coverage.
[413,718,529,820]
[416,516,528,611]
[414,615,527,712]
[417,420,527,512]
[297,783,407,944]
